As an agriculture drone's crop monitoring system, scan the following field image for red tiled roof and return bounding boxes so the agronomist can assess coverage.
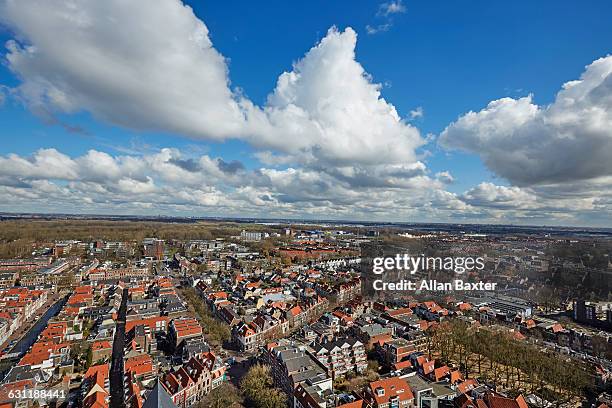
[173,318,202,335]
[393,360,412,371]
[125,316,168,333]
[423,360,435,375]
[551,323,564,333]
[387,307,413,317]
[434,365,450,381]
[125,354,154,376]
[289,306,303,317]
[450,370,463,384]
[369,377,414,406]
[487,394,529,408]
[336,400,365,408]
[18,350,50,366]
[457,379,479,394]
[92,341,112,351]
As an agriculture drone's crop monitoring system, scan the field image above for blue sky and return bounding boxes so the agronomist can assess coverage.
[0,0,611,226]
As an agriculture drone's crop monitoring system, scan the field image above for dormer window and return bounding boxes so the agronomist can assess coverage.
[375,387,385,396]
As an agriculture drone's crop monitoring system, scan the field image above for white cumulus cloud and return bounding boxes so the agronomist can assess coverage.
[1,0,245,139]
[247,27,424,166]
[1,1,424,167]
[440,56,612,186]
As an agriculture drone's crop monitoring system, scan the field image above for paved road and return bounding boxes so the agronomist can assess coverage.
[110,287,128,408]
[10,296,67,355]
[0,295,68,381]
[226,356,253,387]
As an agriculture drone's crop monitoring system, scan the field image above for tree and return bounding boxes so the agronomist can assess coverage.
[82,319,94,339]
[85,345,93,369]
[240,364,286,408]
[591,335,612,360]
[70,342,83,362]
[280,256,292,267]
[58,273,76,290]
[427,322,595,401]
[367,359,379,372]
[260,239,275,258]
[198,384,242,408]
[0,239,32,258]
[70,341,94,372]
[179,287,231,346]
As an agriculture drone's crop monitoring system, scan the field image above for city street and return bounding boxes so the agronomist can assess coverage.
[0,291,65,352]
[110,287,128,408]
